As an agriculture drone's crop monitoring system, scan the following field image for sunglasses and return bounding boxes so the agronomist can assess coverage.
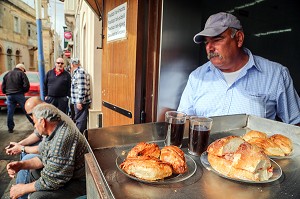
[56,62,64,65]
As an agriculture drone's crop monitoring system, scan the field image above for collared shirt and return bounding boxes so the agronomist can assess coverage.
[71,66,91,104]
[177,48,300,125]
[54,67,64,76]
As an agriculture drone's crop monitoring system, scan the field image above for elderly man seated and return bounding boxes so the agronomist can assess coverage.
[7,103,88,199]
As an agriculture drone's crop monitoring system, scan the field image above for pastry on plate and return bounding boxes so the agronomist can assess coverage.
[207,136,273,181]
[120,156,173,181]
[160,145,187,174]
[127,142,161,159]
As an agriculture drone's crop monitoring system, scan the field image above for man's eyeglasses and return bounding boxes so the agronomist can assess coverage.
[56,62,64,65]
[27,112,33,116]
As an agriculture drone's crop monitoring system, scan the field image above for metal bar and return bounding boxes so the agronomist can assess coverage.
[102,101,132,118]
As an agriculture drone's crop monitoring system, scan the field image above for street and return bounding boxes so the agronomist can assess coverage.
[0,108,33,198]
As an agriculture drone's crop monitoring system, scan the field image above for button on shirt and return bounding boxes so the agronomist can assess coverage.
[177,48,300,125]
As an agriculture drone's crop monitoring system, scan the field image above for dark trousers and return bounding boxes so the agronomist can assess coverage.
[73,103,90,133]
[27,170,86,199]
[45,96,69,114]
[6,94,33,130]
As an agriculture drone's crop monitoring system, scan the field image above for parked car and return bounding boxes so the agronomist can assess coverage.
[0,71,40,109]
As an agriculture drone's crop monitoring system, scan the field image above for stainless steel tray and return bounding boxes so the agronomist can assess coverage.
[86,114,300,199]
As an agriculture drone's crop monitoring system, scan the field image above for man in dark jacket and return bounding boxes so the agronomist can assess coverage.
[44,57,71,114]
[1,64,33,133]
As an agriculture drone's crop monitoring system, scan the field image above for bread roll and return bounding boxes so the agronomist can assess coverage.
[269,134,293,155]
[160,145,187,174]
[207,136,245,157]
[120,156,173,181]
[247,137,285,157]
[207,136,273,181]
[127,142,161,159]
[242,130,267,142]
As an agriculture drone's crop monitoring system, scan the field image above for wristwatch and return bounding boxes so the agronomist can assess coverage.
[21,146,25,153]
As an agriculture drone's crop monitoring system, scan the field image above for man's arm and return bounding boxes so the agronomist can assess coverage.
[18,131,42,146]
[10,182,36,199]
[8,157,43,199]
[7,156,43,178]
[6,130,42,155]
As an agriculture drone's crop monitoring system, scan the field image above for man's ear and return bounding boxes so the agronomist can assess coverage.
[236,31,244,47]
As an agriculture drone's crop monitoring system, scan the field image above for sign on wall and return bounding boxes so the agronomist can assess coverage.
[107,2,127,42]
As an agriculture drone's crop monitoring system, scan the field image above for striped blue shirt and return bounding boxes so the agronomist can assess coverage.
[177,48,300,124]
[71,67,91,104]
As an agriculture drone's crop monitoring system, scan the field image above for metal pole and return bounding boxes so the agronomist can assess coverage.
[35,0,45,100]
[54,0,57,61]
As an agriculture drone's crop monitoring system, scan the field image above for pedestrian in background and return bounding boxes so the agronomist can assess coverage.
[70,58,91,133]
[44,57,71,114]
[1,63,33,133]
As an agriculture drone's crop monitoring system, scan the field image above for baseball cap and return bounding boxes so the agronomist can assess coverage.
[193,12,242,44]
[15,63,26,72]
[70,58,80,65]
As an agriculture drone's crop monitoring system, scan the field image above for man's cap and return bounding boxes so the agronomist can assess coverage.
[193,12,242,44]
[70,58,80,65]
[15,63,26,72]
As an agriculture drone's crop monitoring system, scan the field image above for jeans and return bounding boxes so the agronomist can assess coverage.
[16,154,41,199]
[6,94,33,130]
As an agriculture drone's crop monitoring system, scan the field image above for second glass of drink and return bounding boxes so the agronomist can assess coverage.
[164,111,187,148]
[188,116,213,156]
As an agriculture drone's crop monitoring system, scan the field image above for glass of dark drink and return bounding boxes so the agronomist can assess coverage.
[188,116,213,156]
[164,111,187,148]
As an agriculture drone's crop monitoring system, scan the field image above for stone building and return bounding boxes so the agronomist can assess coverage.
[0,0,54,73]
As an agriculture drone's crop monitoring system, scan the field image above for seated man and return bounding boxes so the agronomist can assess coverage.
[7,103,88,199]
[5,96,79,188]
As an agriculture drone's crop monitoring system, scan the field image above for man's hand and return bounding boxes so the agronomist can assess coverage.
[5,142,22,155]
[10,184,27,199]
[76,103,83,110]
[7,161,23,178]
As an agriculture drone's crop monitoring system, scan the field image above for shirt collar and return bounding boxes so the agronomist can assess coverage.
[207,48,261,72]
[54,67,64,76]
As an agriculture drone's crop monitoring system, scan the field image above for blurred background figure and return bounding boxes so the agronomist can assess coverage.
[1,63,33,133]
[70,58,91,133]
[44,57,71,114]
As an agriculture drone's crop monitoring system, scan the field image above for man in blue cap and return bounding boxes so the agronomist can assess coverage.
[177,12,300,125]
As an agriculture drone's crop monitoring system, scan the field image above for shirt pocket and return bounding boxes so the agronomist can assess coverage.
[239,91,267,118]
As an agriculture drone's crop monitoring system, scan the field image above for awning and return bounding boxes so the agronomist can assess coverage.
[84,0,103,19]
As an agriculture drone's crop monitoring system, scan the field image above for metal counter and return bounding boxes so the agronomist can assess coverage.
[85,114,300,199]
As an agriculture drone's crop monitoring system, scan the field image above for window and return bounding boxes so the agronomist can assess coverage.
[14,16,20,33]
[28,24,31,37]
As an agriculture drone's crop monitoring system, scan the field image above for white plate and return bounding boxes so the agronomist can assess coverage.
[200,151,282,183]
[116,153,197,184]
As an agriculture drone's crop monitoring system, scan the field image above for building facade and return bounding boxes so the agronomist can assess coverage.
[64,0,102,129]
[0,0,54,73]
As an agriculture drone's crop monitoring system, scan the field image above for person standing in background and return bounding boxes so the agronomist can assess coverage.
[44,57,71,114]
[70,58,91,133]
[1,63,33,133]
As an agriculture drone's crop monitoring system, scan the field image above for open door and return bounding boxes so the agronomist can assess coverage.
[101,0,157,127]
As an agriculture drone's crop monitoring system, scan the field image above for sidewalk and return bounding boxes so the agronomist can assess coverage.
[0,108,33,199]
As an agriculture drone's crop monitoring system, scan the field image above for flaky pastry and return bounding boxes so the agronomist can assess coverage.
[160,145,187,174]
[127,142,161,159]
[120,156,173,181]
